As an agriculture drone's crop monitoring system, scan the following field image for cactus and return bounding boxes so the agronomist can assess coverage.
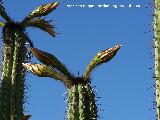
[154,1,160,120]
[0,2,59,120]
[23,44,121,119]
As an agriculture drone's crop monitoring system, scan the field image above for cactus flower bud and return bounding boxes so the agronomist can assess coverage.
[27,2,59,19]
[83,44,122,80]
[22,63,68,83]
[29,47,72,78]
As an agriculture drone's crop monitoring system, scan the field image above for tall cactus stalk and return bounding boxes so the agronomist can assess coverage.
[1,28,27,120]
[67,82,97,119]
[154,0,160,120]
[0,2,59,120]
[23,44,121,119]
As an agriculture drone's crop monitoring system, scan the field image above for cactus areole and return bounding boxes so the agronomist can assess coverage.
[0,2,59,120]
[23,44,122,120]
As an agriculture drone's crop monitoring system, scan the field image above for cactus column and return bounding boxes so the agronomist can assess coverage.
[0,25,27,120]
[154,0,160,120]
[23,44,121,120]
[67,80,97,120]
[0,23,16,120]
[0,2,59,120]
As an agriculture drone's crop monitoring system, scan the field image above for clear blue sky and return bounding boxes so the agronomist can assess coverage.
[0,0,155,120]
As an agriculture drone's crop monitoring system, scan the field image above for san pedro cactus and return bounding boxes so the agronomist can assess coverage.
[154,1,160,120]
[23,44,121,119]
[0,2,59,120]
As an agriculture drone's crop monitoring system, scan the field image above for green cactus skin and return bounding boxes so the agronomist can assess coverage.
[67,79,97,120]
[0,24,27,120]
[154,1,160,119]
[0,26,15,120]
[10,30,26,120]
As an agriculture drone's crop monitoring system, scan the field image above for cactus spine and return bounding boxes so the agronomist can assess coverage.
[23,45,121,119]
[154,0,160,119]
[0,2,59,120]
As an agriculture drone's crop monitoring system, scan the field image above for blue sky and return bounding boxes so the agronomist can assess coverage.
[0,0,155,120]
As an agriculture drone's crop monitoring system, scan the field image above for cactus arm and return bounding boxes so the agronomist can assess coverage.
[154,1,160,119]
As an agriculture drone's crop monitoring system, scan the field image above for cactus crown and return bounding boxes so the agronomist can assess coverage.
[23,44,122,88]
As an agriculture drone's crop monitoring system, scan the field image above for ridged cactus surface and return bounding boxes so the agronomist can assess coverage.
[0,22,27,120]
[67,82,97,120]
[154,0,160,120]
